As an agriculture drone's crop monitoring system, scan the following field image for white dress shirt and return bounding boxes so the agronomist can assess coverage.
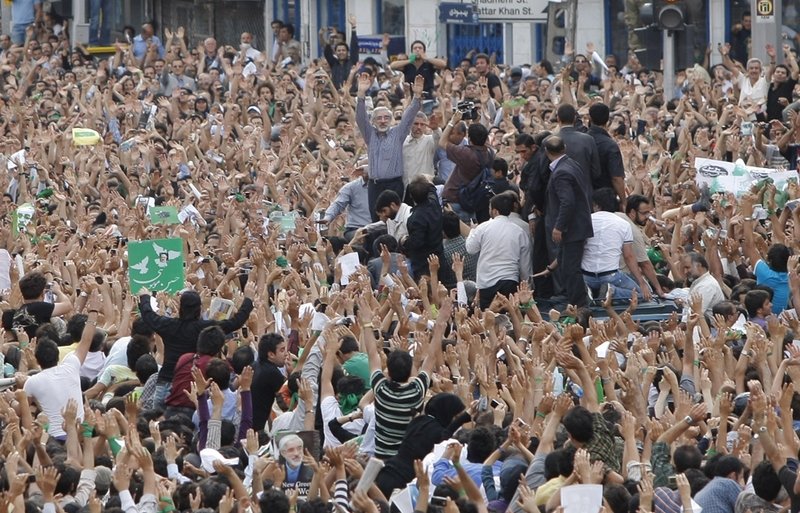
[402,131,440,185]
[583,211,633,273]
[689,272,725,316]
[387,203,412,242]
[465,215,532,289]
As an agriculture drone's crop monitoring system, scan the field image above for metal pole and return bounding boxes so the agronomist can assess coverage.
[663,29,675,101]
[751,0,782,65]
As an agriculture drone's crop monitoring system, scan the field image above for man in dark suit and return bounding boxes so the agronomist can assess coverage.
[516,132,556,295]
[556,103,601,204]
[543,136,593,307]
[404,176,445,280]
[587,103,626,208]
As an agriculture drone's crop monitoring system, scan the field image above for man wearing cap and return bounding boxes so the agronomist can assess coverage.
[507,67,524,96]
[137,282,256,410]
[356,72,424,222]
[320,163,370,241]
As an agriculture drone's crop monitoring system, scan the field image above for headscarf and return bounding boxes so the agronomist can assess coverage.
[424,393,465,429]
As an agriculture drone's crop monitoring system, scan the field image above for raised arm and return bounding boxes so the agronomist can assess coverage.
[75,291,101,364]
[419,300,452,375]
[357,294,382,373]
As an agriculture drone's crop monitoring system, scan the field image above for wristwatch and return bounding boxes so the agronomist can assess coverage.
[683,415,694,426]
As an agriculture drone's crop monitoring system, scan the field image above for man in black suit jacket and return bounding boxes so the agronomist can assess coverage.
[543,136,593,307]
[404,176,445,280]
[556,103,600,204]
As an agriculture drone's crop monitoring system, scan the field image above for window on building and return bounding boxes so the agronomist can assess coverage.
[379,0,405,35]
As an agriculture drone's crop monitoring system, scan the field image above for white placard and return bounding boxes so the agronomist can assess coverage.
[336,252,360,285]
[561,484,603,513]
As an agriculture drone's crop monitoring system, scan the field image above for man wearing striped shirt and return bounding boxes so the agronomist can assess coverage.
[356,293,448,459]
[356,72,424,221]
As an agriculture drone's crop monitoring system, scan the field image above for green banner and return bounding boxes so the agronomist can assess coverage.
[128,238,185,294]
[149,206,180,225]
[12,203,35,237]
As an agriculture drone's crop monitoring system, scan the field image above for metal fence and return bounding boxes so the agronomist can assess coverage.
[156,0,267,50]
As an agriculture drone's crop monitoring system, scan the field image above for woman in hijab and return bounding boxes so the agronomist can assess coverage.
[375,393,471,498]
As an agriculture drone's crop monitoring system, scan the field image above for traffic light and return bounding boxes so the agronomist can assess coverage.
[655,0,686,31]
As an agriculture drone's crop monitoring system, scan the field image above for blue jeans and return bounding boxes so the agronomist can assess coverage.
[583,270,641,300]
[11,24,28,45]
[89,0,112,45]
[448,202,474,224]
[154,382,172,411]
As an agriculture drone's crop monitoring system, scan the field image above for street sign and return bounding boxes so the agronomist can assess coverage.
[755,0,774,23]
[475,0,549,22]
[439,2,480,24]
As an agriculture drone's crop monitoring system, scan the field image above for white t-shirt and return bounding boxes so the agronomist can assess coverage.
[24,353,85,438]
[80,351,106,381]
[737,73,769,109]
[321,395,364,448]
[103,336,131,371]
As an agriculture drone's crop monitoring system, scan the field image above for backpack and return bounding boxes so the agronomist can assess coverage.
[457,147,495,214]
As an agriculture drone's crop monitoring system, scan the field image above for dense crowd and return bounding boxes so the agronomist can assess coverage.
[0,8,799,513]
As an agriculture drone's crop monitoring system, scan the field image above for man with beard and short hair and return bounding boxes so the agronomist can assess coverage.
[356,73,424,221]
[403,112,440,186]
[620,195,665,299]
[375,190,412,244]
[681,253,724,316]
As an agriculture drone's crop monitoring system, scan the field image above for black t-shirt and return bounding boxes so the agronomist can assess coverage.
[767,78,798,121]
[485,72,502,99]
[2,301,56,339]
[403,61,436,98]
[779,465,800,513]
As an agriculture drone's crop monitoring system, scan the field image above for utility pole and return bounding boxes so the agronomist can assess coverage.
[663,29,675,101]
[750,0,782,65]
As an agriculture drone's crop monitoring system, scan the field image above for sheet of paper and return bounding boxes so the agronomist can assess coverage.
[0,250,11,291]
[561,484,603,513]
[336,252,360,285]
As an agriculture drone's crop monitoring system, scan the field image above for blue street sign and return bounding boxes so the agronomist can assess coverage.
[439,2,480,25]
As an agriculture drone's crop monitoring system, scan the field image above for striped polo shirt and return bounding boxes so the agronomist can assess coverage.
[371,369,430,459]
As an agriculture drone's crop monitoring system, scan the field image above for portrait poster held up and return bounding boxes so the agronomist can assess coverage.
[128,238,185,294]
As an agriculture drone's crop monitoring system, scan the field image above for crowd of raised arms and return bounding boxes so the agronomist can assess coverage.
[1,9,800,513]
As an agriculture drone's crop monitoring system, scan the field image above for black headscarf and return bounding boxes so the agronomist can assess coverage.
[424,393,465,429]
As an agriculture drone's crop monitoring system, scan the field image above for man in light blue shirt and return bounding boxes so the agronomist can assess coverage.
[11,0,42,45]
[132,22,165,62]
[321,165,370,241]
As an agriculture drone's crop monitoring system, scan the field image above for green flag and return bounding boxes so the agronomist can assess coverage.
[149,206,180,225]
[128,238,185,294]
